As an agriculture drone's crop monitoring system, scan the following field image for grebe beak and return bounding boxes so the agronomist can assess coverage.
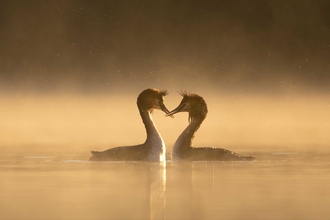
[165,103,187,117]
[159,102,174,118]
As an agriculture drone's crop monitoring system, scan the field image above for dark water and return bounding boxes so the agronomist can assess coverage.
[1,151,330,220]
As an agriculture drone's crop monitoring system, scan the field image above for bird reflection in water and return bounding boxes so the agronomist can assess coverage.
[149,163,167,220]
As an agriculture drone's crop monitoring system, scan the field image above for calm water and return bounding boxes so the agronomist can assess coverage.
[1,151,330,220]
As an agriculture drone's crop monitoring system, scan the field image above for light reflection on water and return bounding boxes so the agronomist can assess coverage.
[1,152,330,220]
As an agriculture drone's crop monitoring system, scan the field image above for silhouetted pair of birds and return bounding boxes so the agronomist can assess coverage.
[89,88,255,162]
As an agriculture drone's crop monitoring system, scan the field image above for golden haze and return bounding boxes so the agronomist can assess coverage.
[1,93,329,154]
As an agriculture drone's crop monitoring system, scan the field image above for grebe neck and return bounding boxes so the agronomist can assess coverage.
[173,117,204,150]
[138,105,163,143]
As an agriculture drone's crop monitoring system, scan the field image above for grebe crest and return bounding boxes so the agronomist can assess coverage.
[138,88,170,115]
[170,91,208,122]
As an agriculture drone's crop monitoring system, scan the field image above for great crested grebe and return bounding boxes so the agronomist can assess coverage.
[166,91,255,161]
[89,88,171,161]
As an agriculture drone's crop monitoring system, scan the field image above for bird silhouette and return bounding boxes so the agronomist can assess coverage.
[167,91,255,161]
[89,88,171,161]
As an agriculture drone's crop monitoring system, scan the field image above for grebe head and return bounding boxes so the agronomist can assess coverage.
[166,91,208,122]
[137,88,172,116]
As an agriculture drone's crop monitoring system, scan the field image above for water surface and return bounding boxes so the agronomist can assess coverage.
[1,151,330,220]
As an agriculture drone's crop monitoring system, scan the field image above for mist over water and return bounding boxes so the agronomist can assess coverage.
[1,92,329,155]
